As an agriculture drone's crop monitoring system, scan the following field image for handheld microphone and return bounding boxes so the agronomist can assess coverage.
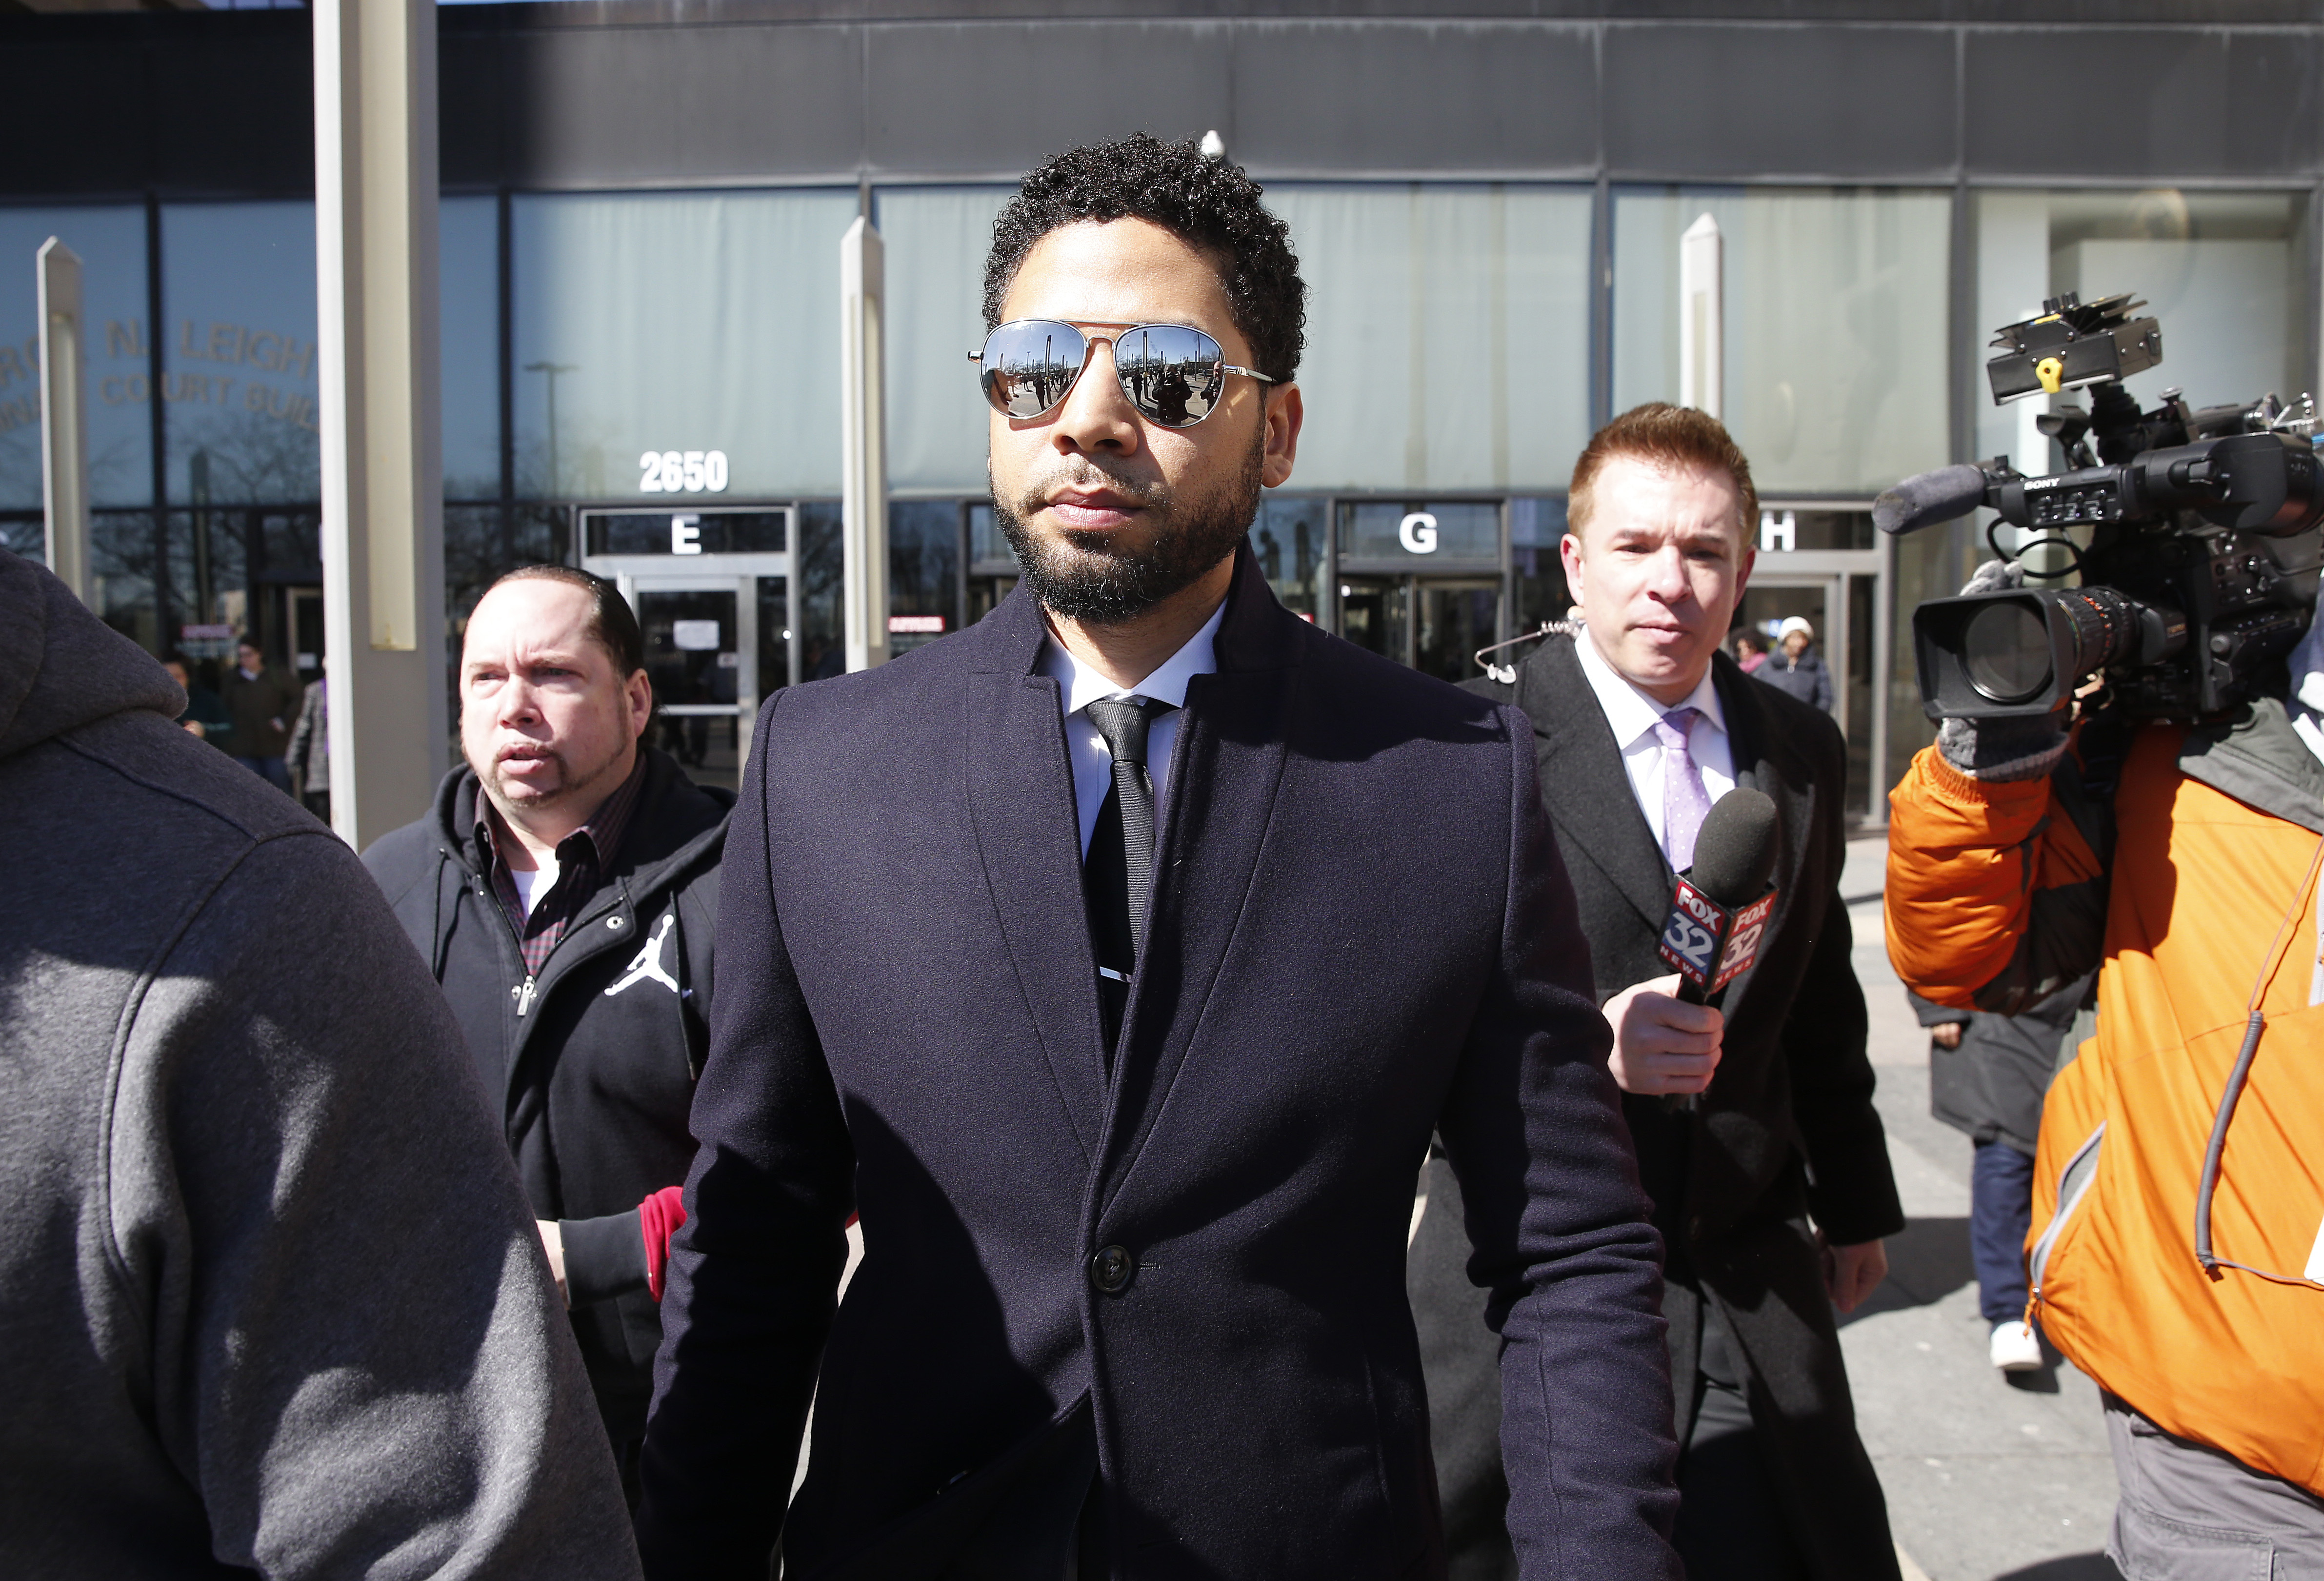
[1655,789,1781,1110]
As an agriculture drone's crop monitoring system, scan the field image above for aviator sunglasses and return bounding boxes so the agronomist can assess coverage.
[971,320,1277,428]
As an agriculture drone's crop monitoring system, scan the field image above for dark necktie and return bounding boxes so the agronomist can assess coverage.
[1082,696,1175,1058]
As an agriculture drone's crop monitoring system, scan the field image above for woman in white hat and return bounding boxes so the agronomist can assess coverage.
[1760,615,1834,713]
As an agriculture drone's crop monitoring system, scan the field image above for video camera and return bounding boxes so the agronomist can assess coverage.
[1875,291,2324,721]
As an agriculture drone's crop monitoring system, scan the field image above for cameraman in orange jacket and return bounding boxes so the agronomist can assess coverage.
[1887,556,2324,1577]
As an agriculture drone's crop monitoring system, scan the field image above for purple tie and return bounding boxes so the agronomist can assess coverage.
[1653,707,1712,873]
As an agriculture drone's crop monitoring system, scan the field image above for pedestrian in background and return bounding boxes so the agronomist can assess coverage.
[0,550,640,1580]
[1731,628,1769,674]
[223,635,301,791]
[1910,975,2095,1374]
[365,565,731,1509]
[284,672,331,822]
[1760,616,1834,713]
[160,650,231,747]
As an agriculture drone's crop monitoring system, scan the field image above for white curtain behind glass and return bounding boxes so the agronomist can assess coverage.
[1972,191,2056,477]
[878,186,1014,495]
[1614,189,1952,495]
[161,201,321,506]
[440,196,500,501]
[1267,184,1592,493]
[511,189,858,501]
[1974,191,2299,482]
[2060,247,2293,419]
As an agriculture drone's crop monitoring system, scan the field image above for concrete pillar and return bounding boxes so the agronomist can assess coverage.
[841,215,889,673]
[314,0,447,848]
[1680,213,1723,420]
[38,238,91,607]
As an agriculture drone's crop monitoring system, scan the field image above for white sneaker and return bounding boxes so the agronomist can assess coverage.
[1990,1320,2044,1372]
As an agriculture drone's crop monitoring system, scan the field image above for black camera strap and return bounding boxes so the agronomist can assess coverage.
[2054,703,2138,871]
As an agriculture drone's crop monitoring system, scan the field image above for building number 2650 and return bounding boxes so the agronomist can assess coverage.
[640,450,730,494]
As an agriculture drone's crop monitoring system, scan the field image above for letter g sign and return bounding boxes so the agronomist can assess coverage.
[1398,512,1440,554]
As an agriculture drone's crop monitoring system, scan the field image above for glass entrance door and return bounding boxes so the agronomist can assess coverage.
[1414,580,1500,682]
[1337,574,1503,683]
[634,582,746,785]
[1740,569,1878,814]
[581,505,794,793]
[287,586,325,682]
[1746,506,1890,821]
[1737,579,1832,698]
[1338,576,1407,666]
[622,570,787,793]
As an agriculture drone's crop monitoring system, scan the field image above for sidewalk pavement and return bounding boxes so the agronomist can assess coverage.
[1839,831,2124,1581]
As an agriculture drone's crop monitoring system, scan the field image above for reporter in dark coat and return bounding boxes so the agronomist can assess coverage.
[638,137,1681,1581]
[1432,406,1904,1581]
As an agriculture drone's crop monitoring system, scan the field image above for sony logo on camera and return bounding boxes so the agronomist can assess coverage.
[1658,878,1777,996]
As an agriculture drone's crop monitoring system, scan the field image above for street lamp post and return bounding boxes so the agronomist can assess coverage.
[524,361,578,496]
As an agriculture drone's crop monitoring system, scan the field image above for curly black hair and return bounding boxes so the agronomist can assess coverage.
[982,133,1306,384]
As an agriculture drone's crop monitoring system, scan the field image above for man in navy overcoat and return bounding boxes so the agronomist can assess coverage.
[637,134,1682,1581]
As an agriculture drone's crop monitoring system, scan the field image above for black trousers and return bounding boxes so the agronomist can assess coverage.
[933,1408,1107,1581]
[1672,1303,1809,1581]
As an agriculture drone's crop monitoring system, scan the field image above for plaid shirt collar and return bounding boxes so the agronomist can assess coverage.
[474,751,648,976]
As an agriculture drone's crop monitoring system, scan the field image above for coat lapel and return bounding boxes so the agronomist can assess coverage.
[1518,637,1673,936]
[1706,656,1813,1023]
[962,589,1109,1161]
[1098,548,1301,1211]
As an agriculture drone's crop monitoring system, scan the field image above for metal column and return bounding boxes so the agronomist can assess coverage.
[1680,213,1724,420]
[38,239,90,607]
[314,0,448,847]
[841,216,889,673]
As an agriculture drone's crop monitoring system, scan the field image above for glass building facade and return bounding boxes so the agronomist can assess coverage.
[5,6,2318,816]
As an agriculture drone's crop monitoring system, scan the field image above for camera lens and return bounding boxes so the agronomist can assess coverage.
[1963,600,2054,704]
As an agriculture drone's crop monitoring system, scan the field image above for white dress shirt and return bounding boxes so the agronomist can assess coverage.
[509,864,551,919]
[1041,599,1226,857]
[1573,628,1737,871]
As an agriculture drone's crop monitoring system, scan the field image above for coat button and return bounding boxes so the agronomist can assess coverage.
[1088,1245,1135,1294]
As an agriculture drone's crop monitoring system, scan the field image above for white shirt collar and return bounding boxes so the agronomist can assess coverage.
[1572,624,1726,749]
[1042,598,1226,714]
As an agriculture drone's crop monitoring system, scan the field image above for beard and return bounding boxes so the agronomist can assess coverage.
[464,711,632,826]
[478,744,580,810]
[993,427,1264,625]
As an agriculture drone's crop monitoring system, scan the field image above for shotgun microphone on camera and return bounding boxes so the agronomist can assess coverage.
[1872,463,1990,538]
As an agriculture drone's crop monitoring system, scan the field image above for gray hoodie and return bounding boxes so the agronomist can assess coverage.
[0,551,643,1580]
